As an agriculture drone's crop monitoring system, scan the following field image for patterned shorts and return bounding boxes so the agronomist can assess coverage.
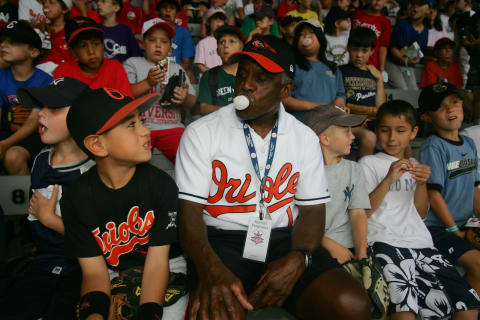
[370,242,480,319]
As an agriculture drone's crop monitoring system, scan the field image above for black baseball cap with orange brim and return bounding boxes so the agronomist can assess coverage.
[65,16,104,46]
[67,88,161,155]
[228,35,295,79]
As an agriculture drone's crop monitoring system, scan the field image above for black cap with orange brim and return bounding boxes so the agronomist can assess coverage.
[229,35,295,79]
[65,16,104,45]
[67,88,160,154]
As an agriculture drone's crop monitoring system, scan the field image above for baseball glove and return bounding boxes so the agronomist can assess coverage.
[467,228,480,249]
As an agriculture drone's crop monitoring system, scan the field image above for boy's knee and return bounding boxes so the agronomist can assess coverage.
[459,250,480,275]
[333,285,371,320]
[3,147,29,174]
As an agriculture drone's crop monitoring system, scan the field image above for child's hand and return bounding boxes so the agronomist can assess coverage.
[453,229,466,239]
[385,159,410,185]
[407,57,420,66]
[171,84,189,105]
[366,64,383,82]
[408,162,431,184]
[147,66,166,87]
[28,185,59,227]
[326,241,354,264]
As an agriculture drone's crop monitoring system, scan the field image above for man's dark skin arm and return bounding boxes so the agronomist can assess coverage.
[178,199,254,320]
[247,203,326,309]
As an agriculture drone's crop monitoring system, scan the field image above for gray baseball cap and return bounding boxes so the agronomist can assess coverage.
[301,105,367,135]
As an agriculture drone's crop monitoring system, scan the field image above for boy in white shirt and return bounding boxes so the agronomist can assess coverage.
[359,100,480,320]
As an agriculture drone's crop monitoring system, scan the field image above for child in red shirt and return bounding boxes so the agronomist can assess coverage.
[53,16,133,97]
[420,37,463,88]
[40,0,75,65]
[352,0,391,73]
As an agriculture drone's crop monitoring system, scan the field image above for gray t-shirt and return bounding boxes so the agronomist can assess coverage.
[324,158,371,248]
[123,57,195,130]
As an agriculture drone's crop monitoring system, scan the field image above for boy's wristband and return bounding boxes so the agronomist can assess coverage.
[137,302,163,319]
[78,291,110,320]
[404,59,411,77]
[445,225,459,233]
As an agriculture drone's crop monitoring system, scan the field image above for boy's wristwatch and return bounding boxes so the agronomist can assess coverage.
[292,248,313,269]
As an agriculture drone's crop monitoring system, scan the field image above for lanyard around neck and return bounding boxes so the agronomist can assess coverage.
[242,121,279,217]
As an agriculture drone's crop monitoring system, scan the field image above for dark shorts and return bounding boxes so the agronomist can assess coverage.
[187,227,339,313]
[0,259,82,320]
[427,227,476,264]
[18,133,44,166]
[371,242,480,317]
[0,130,44,169]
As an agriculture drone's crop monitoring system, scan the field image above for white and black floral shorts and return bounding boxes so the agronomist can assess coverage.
[370,242,480,320]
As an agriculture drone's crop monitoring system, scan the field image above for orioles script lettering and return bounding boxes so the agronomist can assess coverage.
[92,206,154,266]
[207,160,300,216]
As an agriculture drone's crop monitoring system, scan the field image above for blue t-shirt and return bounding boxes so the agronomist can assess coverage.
[419,134,480,227]
[0,67,52,111]
[290,60,346,119]
[170,25,195,65]
[100,23,141,62]
[29,147,94,274]
[389,18,428,53]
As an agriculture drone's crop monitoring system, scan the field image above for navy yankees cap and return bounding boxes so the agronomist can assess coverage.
[0,20,42,50]
[418,79,464,115]
[17,77,90,109]
[229,35,295,79]
[67,88,160,154]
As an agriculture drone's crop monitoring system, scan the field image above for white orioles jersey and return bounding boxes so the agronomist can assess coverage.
[175,104,330,230]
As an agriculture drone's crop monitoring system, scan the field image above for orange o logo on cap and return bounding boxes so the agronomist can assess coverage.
[103,88,125,100]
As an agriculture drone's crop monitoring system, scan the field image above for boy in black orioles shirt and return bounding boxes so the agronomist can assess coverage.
[60,88,178,320]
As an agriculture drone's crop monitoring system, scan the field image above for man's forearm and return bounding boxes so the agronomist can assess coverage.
[291,204,325,252]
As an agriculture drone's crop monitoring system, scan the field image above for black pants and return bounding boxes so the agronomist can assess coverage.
[0,260,82,320]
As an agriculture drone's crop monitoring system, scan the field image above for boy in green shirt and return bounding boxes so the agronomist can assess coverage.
[197,25,244,115]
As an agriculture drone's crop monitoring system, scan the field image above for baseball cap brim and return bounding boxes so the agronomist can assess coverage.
[67,26,104,44]
[143,21,175,39]
[229,51,284,73]
[17,87,70,109]
[332,113,367,128]
[96,93,161,134]
[294,19,323,32]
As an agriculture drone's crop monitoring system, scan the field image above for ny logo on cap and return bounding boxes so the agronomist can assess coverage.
[432,82,447,93]
[289,65,294,72]
[104,88,126,100]
[6,21,17,29]
[251,39,276,53]
[51,78,65,86]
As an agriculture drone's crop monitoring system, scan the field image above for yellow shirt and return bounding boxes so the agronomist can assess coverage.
[286,9,319,20]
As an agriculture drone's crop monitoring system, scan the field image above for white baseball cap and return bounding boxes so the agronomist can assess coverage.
[62,0,73,10]
[141,18,175,39]
[206,6,226,20]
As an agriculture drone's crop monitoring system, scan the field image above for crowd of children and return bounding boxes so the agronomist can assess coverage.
[0,0,480,319]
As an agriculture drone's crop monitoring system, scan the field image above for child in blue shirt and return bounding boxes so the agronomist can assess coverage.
[0,20,52,175]
[419,80,480,300]
[386,0,429,90]
[157,0,195,73]
[282,18,346,120]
